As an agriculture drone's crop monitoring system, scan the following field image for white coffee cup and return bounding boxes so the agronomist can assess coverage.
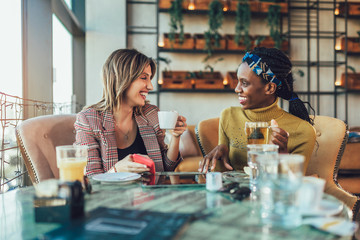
[158,111,178,129]
[297,176,326,211]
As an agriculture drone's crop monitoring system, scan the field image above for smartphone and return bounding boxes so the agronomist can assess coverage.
[132,154,155,175]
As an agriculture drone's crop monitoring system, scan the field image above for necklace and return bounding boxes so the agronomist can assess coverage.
[115,119,134,142]
[119,129,130,141]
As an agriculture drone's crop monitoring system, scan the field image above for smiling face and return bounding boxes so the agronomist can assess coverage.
[123,64,153,108]
[235,62,276,110]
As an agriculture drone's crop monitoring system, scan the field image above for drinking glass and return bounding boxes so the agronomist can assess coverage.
[246,144,279,192]
[257,154,304,229]
[245,122,270,144]
[56,145,88,182]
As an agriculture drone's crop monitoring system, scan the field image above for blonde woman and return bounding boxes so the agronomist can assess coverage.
[74,49,187,176]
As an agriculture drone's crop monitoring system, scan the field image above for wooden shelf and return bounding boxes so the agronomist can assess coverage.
[335,50,360,56]
[150,89,358,95]
[159,48,290,55]
[159,48,246,54]
[158,9,288,17]
[158,88,234,93]
[336,14,360,20]
[292,61,346,67]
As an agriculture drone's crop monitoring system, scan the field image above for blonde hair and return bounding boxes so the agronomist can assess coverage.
[87,49,156,113]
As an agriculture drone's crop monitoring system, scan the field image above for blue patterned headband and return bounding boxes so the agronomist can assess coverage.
[242,52,282,87]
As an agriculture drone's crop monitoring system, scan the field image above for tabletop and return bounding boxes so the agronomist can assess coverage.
[0,178,357,240]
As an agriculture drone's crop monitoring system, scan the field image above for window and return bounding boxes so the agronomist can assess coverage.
[52,14,73,114]
[64,0,72,10]
[0,0,22,96]
[0,0,22,192]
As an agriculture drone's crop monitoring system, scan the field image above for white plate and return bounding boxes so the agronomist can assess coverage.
[301,199,344,217]
[92,172,141,183]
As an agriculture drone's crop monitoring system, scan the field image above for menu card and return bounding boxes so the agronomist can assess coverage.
[40,207,194,240]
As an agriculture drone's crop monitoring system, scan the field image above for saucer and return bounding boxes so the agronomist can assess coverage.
[301,199,344,217]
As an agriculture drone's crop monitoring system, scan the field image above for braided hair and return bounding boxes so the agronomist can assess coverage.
[250,47,314,125]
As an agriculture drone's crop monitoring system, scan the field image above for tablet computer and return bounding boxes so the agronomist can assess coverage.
[141,172,206,188]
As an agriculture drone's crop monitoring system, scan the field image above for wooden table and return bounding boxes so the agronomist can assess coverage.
[0,179,356,240]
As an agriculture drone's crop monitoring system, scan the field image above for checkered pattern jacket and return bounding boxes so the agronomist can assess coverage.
[74,104,182,176]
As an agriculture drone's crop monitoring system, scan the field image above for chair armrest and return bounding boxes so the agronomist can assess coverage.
[325,181,360,221]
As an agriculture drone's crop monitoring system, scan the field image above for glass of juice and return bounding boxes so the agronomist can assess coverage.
[56,145,88,182]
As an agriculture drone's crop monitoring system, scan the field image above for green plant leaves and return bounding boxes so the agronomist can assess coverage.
[235,2,251,50]
[347,66,356,73]
[204,0,224,56]
[169,0,184,46]
[267,4,283,49]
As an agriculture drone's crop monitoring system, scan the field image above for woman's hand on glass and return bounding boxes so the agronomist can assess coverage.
[113,154,150,173]
[269,119,289,153]
[198,144,233,173]
[170,115,187,137]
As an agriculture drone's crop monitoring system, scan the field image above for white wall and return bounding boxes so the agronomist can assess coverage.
[85,0,126,105]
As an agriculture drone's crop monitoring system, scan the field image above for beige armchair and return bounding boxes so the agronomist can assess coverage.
[307,115,359,221]
[15,114,76,184]
[196,116,360,221]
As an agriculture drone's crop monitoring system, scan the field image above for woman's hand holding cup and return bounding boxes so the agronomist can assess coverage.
[269,119,289,153]
[158,110,187,137]
[171,115,187,137]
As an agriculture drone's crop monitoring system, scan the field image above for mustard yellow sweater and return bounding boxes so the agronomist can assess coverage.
[216,99,316,172]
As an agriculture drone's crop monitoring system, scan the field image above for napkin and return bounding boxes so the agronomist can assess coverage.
[303,217,358,236]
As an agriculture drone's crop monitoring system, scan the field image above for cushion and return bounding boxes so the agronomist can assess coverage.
[179,130,200,158]
[175,156,202,172]
[164,128,200,158]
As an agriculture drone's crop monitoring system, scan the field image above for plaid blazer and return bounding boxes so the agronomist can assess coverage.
[74,104,182,176]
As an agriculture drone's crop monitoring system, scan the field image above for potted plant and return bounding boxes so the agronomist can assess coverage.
[158,56,172,72]
[195,0,213,10]
[339,66,360,90]
[204,0,224,56]
[169,0,185,47]
[194,56,224,89]
[159,0,189,9]
[163,33,194,49]
[203,56,224,73]
[158,57,193,89]
[230,0,259,12]
[340,31,360,53]
[234,0,252,50]
[338,2,360,17]
[259,0,288,14]
[253,35,288,51]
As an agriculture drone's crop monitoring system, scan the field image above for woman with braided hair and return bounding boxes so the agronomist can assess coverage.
[199,47,316,173]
